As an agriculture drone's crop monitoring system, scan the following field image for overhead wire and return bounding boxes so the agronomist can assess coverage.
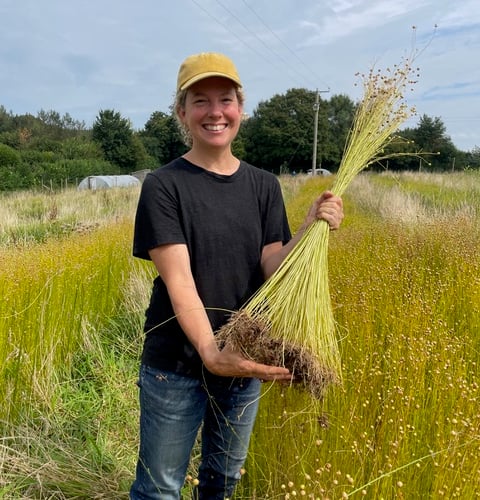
[215,0,317,88]
[240,0,330,90]
[189,0,269,64]
[189,0,325,90]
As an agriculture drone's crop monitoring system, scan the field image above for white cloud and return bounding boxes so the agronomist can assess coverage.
[297,0,429,46]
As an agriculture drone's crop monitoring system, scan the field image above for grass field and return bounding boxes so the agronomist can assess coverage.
[1,171,479,499]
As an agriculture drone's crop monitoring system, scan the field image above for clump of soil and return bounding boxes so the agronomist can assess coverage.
[216,310,339,400]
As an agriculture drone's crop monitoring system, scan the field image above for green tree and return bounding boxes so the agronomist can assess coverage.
[321,94,356,170]
[140,111,186,166]
[241,89,355,173]
[379,115,460,171]
[37,109,87,141]
[11,113,43,141]
[402,115,458,171]
[243,88,318,172]
[232,128,246,160]
[92,109,148,171]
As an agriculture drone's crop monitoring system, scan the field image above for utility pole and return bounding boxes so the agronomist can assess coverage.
[312,88,330,175]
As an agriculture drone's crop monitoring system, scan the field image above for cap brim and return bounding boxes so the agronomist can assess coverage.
[180,71,242,91]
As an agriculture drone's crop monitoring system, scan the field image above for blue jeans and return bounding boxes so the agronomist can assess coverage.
[130,365,261,500]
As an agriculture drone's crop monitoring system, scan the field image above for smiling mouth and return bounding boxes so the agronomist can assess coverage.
[204,124,228,131]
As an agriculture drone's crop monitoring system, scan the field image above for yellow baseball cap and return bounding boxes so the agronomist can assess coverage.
[176,52,242,91]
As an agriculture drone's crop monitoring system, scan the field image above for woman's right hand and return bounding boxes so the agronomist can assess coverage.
[200,341,291,381]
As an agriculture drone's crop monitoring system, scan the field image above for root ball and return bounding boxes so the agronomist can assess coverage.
[216,310,340,399]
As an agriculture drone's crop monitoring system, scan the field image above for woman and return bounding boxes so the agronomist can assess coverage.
[130,52,344,499]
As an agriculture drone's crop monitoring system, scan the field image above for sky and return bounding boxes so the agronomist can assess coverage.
[1,0,479,152]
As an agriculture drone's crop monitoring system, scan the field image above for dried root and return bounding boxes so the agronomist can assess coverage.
[216,310,340,400]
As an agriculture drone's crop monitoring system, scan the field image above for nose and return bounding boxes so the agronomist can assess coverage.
[207,100,223,117]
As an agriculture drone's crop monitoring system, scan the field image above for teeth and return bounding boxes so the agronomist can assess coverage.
[205,124,226,131]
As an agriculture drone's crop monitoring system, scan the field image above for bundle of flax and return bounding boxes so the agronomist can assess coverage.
[218,56,419,399]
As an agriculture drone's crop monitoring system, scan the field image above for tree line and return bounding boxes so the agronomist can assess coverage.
[1,89,479,191]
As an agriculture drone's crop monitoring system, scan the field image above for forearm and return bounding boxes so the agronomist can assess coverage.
[261,224,311,278]
[261,191,343,278]
[149,244,220,365]
[168,287,219,363]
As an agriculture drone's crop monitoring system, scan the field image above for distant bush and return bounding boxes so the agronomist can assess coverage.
[0,143,20,168]
[0,144,33,190]
[0,155,119,191]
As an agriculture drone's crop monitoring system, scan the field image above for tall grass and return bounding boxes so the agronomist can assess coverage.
[0,220,137,423]
[353,171,480,222]
[0,186,140,246]
[1,174,480,498]
[0,210,157,496]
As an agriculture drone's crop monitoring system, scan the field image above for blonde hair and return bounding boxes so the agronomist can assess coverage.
[174,85,245,147]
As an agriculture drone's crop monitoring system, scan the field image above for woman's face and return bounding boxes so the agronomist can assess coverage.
[178,76,243,151]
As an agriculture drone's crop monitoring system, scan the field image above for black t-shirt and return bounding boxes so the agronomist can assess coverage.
[133,158,291,376]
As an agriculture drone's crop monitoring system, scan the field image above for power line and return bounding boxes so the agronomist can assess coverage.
[189,0,272,65]
[240,0,330,89]
[215,0,317,88]
[189,0,320,89]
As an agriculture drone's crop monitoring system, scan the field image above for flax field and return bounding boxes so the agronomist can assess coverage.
[1,171,479,499]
